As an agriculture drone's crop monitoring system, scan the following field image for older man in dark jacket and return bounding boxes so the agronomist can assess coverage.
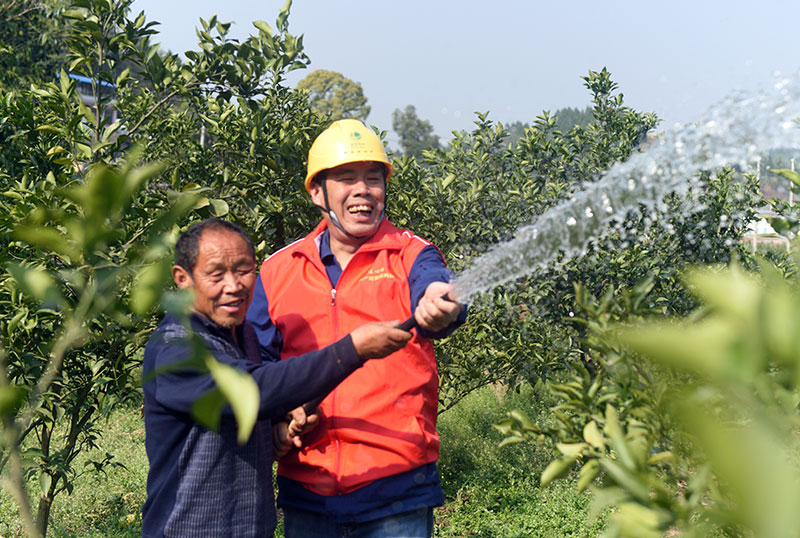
[142,218,410,537]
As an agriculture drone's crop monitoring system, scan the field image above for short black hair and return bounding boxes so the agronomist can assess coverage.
[174,218,256,273]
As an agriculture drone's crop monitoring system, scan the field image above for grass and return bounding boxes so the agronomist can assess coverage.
[0,406,147,538]
[1,384,605,537]
[434,383,606,537]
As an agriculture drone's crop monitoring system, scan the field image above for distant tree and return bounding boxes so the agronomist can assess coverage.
[554,105,594,132]
[296,69,370,121]
[503,107,592,147]
[0,0,69,90]
[505,121,529,146]
[391,105,440,161]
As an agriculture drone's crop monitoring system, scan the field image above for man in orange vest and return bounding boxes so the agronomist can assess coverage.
[247,119,466,537]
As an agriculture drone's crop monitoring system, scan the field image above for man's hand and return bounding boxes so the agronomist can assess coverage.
[272,406,322,458]
[414,281,462,333]
[350,321,412,360]
[286,405,320,438]
[272,421,297,459]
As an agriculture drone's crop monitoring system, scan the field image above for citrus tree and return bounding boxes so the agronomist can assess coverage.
[0,0,320,535]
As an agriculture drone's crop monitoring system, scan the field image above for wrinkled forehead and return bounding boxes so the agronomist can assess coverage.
[197,228,255,262]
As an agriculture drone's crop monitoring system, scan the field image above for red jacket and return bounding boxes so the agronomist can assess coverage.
[257,219,441,495]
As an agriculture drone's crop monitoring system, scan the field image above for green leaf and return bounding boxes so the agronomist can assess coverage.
[556,442,588,458]
[497,435,524,448]
[647,451,673,465]
[39,472,52,495]
[6,309,26,335]
[0,386,27,416]
[210,198,229,217]
[191,389,226,432]
[116,67,130,86]
[611,502,670,538]
[603,404,636,471]
[492,417,514,436]
[685,266,760,322]
[7,264,64,306]
[577,459,599,492]
[204,355,259,444]
[540,456,577,487]
[583,420,605,450]
[130,259,172,315]
[769,168,800,188]
[615,319,736,379]
[599,458,650,503]
[509,409,535,430]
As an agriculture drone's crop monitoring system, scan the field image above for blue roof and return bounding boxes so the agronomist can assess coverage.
[60,72,116,88]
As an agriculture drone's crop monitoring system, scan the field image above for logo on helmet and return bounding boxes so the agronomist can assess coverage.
[349,130,367,151]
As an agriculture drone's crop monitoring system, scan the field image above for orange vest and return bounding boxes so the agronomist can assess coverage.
[258,219,441,496]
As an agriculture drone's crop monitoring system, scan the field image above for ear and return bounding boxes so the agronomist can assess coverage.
[172,265,194,289]
[308,180,324,207]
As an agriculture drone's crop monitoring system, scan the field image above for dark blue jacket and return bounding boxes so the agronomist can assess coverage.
[141,312,364,537]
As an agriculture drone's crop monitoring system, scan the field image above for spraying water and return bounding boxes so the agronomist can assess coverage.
[450,75,800,304]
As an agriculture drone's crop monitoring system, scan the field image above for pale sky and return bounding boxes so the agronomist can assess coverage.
[131,0,800,144]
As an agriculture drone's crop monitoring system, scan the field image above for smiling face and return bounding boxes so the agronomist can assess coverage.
[309,161,386,246]
[172,227,257,330]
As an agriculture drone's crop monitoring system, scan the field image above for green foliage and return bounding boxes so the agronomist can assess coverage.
[0,1,70,92]
[0,152,189,537]
[496,258,800,537]
[0,0,320,534]
[296,69,370,121]
[766,167,800,236]
[435,385,607,537]
[391,104,441,160]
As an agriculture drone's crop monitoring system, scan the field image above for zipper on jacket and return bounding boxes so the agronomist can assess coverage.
[329,285,344,493]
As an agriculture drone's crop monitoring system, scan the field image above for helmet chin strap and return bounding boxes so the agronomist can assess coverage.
[317,177,383,240]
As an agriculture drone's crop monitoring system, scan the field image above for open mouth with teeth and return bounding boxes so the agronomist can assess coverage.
[218,299,246,312]
[347,204,374,217]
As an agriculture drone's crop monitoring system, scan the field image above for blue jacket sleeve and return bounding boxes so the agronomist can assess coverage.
[146,331,363,421]
[246,275,284,362]
[408,245,468,339]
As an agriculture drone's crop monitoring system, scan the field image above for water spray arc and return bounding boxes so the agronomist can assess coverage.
[449,75,800,304]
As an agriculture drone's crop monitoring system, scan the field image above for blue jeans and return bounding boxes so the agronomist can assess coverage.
[283,506,434,538]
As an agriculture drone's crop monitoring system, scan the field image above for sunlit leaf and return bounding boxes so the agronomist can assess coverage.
[7,264,63,306]
[540,456,577,487]
[203,355,259,444]
[130,258,172,315]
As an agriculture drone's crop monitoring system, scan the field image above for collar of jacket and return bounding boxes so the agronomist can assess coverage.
[292,218,405,265]
[183,311,246,347]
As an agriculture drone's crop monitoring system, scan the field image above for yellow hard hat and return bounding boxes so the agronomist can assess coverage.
[305,119,393,191]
